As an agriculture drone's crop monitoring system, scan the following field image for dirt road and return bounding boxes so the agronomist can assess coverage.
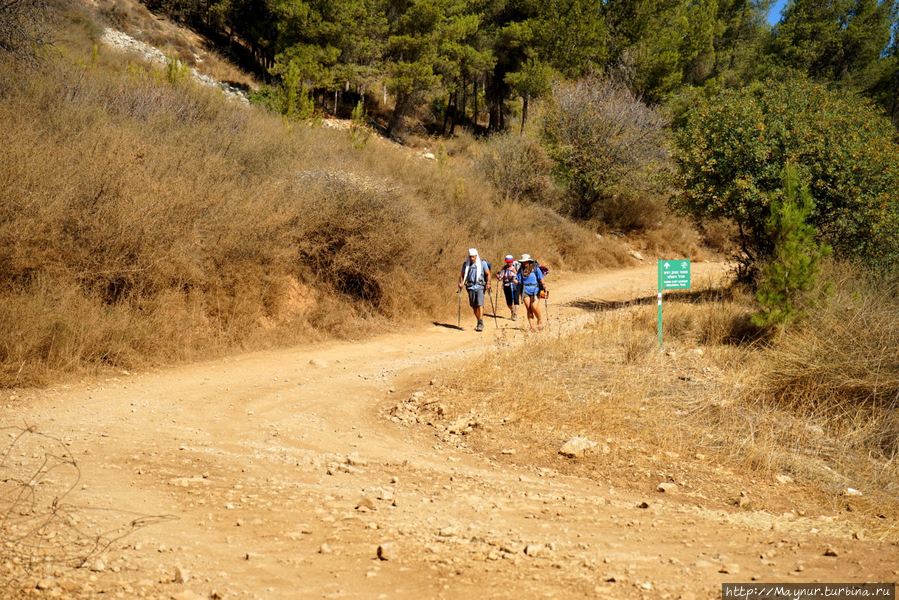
[2,262,897,599]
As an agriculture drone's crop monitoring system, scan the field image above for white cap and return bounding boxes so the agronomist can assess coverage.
[519,253,532,262]
[468,248,478,255]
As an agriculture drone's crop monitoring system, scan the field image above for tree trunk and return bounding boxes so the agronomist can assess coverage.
[386,92,411,138]
[520,95,528,135]
[449,91,458,135]
[442,92,451,135]
[472,80,479,128]
[460,78,468,128]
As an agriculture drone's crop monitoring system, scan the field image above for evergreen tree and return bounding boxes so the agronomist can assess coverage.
[769,0,894,85]
[753,164,832,327]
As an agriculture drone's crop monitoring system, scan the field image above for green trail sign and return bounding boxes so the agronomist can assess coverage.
[658,260,691,349]
[659,260,691,290]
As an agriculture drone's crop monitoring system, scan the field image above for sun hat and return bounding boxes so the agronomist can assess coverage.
[504,255,514,262]
[468,248,478,255]
[519,253,532,262]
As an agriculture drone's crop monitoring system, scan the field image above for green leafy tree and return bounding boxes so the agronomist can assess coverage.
[866,11,899,125]
[273,60,315,119]
[753,164,832,327]
[769,0,894,86]
[673,77,899,273]
[503,57,553,133]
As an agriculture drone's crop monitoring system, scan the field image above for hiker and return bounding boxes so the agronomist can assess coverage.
[516,254,546,331]
[458,248,492,331]
[495,254,520,321]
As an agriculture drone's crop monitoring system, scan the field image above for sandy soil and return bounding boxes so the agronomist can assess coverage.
[2,262,897,600]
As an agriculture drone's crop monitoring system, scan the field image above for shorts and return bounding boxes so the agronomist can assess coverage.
[467,287,484,308]
[503,284,520,306]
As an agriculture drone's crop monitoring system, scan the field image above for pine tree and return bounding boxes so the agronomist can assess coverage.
[753,164,832,327]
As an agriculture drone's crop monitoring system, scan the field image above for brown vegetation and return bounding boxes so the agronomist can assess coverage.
[433,266,899,533]
[1,8,703,387]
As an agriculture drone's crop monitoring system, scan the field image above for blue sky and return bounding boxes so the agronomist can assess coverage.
[768,0,788,25]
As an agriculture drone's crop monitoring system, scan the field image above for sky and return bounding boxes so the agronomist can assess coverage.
[768,0,788,25]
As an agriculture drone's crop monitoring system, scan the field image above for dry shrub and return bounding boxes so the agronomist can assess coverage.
[750,263,899,461]
[695,219,739,255]
[640,215,708,259]
[476,130,559,205]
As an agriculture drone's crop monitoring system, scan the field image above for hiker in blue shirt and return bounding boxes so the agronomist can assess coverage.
[458,248,492,332]
[516,254,546,331]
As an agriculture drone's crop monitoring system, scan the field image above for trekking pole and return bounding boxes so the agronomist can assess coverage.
[457,288,462,329]
[488,286,498,329]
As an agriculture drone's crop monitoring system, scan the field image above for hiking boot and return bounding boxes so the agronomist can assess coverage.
[475,319,484,332]
[511,313,517,321]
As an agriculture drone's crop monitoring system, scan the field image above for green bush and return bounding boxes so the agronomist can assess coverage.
[674,77,899,272]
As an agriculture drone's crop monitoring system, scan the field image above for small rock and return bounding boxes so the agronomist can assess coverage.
[377,542,398,561]
[309,358,328,368]
[356,497,377,511]
[657,482,677,493]
[91,559,105,572]
[559,436,597,458]
[824,547,839,557]
[775,474,794,484]
[720,563,740,574]
[845,488,863,497]
[172,592,205,600]
[629,250,644,261]
[173,566,190,584]
[637,501,650,509]
[319,543,332,554]
[346,454,368,467]
[524,544,545,557]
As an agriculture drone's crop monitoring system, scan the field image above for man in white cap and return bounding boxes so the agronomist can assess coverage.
[458,248,492,331]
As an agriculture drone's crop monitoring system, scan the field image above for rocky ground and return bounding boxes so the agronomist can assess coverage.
[1,263,897,599]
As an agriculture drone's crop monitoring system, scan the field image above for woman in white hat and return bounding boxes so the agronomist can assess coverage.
[494,254,520,321]
[516,254,546,331]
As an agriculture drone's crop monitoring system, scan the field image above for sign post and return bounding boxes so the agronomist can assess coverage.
[657,260,691,350]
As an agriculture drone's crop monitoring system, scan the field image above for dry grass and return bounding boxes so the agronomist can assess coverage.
[431,266,899,536]
[0,9,663,387]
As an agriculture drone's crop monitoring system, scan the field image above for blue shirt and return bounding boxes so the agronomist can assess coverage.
[517,265,544,295]
[461,259,490,290]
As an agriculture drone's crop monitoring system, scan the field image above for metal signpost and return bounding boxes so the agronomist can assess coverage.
[657,260,691,350]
